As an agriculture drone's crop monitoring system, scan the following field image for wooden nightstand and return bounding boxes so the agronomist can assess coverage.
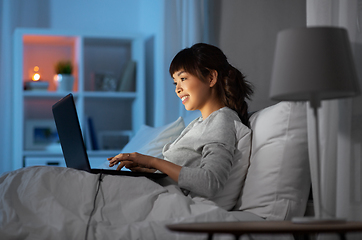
[167,220,362,240]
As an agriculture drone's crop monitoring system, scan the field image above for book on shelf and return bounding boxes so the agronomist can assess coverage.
[83,116,93,151]
[24,81,49,91]
[86,117,99,150]
[118,60,136,92]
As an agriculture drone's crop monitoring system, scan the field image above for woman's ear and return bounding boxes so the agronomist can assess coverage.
[209,70,218,87]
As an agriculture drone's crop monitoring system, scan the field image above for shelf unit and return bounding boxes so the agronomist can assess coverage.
[12,28,146,170]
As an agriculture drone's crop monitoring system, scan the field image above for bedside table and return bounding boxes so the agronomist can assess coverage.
[166,220,362,240]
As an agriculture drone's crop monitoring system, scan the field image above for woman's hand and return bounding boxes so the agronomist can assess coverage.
[107,152,157,173]
[108,152,182,182]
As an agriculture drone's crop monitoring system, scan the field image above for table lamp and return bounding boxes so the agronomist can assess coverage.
[269,27,360,223]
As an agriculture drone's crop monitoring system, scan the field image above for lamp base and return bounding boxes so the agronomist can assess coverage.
[292,217,346,224]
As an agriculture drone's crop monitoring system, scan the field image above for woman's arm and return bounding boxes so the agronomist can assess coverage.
[108,152,182,182]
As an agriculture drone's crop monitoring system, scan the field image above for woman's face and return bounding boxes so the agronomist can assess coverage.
[172,70,214,113]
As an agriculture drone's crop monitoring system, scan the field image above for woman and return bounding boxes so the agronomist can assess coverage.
[108,43,253,209]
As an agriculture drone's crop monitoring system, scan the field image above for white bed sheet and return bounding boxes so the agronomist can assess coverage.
[0,166,293,240]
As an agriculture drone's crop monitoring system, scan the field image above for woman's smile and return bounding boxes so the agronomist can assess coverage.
[181,95,189,104]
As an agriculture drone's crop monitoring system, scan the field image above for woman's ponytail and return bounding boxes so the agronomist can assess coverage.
[221,64,253,127]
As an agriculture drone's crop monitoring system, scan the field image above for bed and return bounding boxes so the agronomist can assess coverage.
[0,101,310,240]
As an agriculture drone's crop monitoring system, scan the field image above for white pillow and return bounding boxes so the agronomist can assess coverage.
[126,117,185,158]
[100,117,185,169]
[234,102,310,220]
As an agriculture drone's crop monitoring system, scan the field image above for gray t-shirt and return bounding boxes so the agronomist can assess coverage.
[162,107,251,206]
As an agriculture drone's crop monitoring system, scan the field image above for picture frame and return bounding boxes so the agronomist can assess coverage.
[92,71,118,92]
[25,119,60,150]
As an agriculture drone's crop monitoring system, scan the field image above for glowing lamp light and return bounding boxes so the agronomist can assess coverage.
[32,66,41,81]
[32,73,40,81]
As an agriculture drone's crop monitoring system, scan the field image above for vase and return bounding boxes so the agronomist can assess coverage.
[57,74,74,92]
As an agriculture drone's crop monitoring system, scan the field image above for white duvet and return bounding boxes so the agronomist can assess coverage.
[0,166,292,240]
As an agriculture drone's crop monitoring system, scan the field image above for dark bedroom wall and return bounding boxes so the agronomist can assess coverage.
[214,0,306,112]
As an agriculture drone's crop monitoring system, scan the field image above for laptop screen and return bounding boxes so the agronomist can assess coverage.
[52,93,92,172]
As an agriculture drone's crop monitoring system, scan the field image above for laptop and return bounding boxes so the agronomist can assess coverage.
[52,93,167,179]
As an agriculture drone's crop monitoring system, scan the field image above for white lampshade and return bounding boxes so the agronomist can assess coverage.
[270,27,359,102]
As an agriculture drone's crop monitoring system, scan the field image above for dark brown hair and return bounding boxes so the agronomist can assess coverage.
[169,43,253,127]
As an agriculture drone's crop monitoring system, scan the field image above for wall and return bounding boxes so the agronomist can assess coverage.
[0,0,51,174]
[50,0,140,32]
[216,0,306,111]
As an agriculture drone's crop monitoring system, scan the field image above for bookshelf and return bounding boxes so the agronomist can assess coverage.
[12,28,146,170]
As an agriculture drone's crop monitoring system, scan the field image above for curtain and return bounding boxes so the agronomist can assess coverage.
[307,0,362,239]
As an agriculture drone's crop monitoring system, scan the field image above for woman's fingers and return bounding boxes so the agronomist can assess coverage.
[116,160,135,171]
[108,153,132,167]
[107,152,155,172]
[116,161,126,171]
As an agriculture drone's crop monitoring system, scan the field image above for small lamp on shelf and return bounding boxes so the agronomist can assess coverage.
[55,60,74,92]
[32,65,41,81]
[24,66,49,91]
[269,27,360,223]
